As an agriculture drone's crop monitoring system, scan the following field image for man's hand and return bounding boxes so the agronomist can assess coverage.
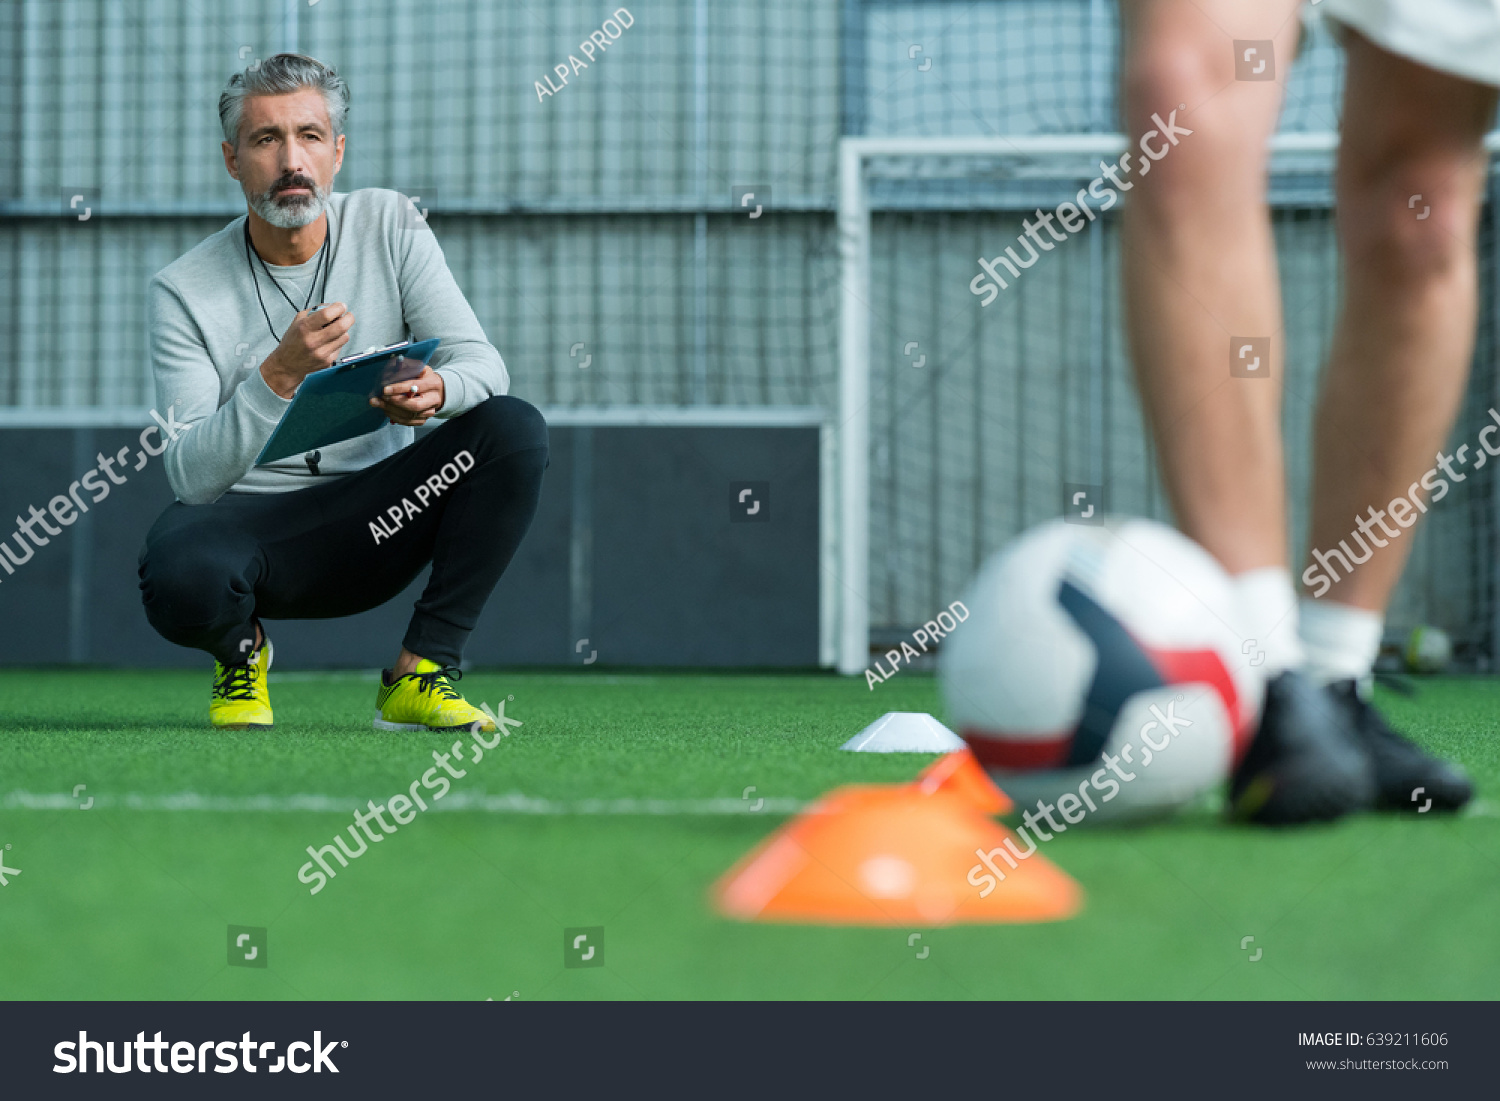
[260,303,355,398]
[371,364,445,427]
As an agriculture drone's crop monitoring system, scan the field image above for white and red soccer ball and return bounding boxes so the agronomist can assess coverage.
[940,518,1265,821]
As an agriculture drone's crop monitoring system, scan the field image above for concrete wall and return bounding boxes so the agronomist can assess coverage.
[0,424,820,669]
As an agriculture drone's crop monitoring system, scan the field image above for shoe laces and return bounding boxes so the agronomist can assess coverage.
[214,659,259,702]
[412,666,464,702]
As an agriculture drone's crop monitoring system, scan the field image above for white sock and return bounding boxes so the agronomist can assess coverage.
[1299,598,1383,686]
[1232,567,1304,677]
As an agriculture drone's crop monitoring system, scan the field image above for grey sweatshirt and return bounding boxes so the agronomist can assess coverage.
[147,187,508,505]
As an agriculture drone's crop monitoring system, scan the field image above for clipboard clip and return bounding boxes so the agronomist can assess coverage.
[253,336,439,467]
[337,341,409,366]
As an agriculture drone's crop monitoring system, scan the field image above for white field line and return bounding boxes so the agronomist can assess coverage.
[9,791,1490,818]
[1,790,806,815]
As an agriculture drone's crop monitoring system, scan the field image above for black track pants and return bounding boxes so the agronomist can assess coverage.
[138,395,548,667]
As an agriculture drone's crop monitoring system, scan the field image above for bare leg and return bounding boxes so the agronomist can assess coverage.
[1119,2,1396,823]
[1306,31,1498,609]
[1120,0,1302,573]
[1293,29,1489,814]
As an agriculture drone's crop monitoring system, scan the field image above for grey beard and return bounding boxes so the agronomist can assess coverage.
[248,182,328,229]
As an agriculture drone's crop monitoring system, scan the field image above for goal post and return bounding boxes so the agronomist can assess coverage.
[832,132,1500,676]
[835,134,1140,675]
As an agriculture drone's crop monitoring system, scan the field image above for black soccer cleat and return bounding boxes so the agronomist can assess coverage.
[1324,679,1473,813]
[1229,670,1376,825]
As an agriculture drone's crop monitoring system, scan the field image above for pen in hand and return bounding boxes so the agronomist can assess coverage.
[259,302,353,399]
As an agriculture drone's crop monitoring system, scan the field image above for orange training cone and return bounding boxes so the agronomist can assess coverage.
[915,746,1013,814]
[712,784,1082,926]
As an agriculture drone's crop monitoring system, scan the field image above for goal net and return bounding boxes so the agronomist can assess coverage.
[833,134,1500,674]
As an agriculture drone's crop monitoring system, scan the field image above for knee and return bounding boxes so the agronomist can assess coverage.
[138,528,248,631]
[1123,26,1232,132]
[465,395,549,456]
[1121,29,1275,213]
[1337,160,1484,286]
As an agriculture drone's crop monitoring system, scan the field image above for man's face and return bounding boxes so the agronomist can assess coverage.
[223,88,344,230]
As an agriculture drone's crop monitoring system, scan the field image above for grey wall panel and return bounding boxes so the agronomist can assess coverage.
[0,424,818,669]
[78,427,196,668]
[253,573,432,672]
[0,429,75,662]
[460,424,575,667]
[589,426,819,666]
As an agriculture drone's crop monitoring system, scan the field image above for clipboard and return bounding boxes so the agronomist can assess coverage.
[255,337,441,466]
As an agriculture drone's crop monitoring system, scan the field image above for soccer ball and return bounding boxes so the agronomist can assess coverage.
[1404,626,1452,674]
[940,518,1264,822]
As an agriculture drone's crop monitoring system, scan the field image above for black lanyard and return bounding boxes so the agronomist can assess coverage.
[244,210,332,344]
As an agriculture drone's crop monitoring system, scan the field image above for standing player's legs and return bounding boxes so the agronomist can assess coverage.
[1120,0,1376,822]
[1304,29,1498,657]
[1300,29,1496,810]
[1120,0,1305,668]
[1120,0,1299,571]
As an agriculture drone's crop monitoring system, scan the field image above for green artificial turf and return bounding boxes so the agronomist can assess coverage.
[1,669,1497,1000]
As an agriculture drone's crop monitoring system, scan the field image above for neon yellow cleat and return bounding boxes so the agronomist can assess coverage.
[374,659,495,732]
[210,638,274,729]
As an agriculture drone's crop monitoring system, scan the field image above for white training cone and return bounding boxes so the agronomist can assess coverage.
[840,712,967,754]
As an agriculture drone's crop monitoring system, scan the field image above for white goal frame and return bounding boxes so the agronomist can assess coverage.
[832,131,1500,675]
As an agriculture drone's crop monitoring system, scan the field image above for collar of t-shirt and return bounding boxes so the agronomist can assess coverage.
[263,248,322,298]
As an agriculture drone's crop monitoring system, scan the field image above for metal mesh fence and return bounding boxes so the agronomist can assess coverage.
[0,0,842,412]
[865,202,1497,654]
[848,3,1496,654]
[2,0,1495,653]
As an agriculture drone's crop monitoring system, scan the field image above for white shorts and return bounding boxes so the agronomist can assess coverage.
[1317,0,1500,87]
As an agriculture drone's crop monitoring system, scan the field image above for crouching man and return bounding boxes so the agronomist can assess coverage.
[139,53,546,732]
